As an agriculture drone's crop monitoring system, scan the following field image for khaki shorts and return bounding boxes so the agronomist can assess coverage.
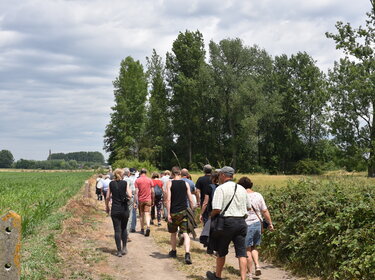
[139,201,152,212]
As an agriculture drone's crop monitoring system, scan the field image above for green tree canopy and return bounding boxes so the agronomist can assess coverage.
[326,0,375,176]
[104,56,148,164]
[0,150,14,168]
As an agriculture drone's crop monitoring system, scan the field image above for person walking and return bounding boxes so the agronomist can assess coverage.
[160,170,171,221]
[135,168,154,236]
[195,164,212,222]
[95,174,104,201]
[102,174,111,200]
[238,176,274,280]
[105,168,132,257]
[181,168,196,208]
[206,166,251,280]
[151,172,164,226]
[129,168,138,232]
[166,166,195,264]
[123,168,135,239]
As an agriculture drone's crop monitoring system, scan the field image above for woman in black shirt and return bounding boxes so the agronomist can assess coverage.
[105,168,133,257]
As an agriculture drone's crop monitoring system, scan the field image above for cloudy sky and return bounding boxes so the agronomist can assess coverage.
[0,0,371,161]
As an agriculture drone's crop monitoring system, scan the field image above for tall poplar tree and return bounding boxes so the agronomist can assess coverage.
[144,49,173,168]
[104,56,148,164]
[166,30,206,166]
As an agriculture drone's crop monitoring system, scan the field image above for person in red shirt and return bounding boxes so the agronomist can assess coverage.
[135,168,154,236]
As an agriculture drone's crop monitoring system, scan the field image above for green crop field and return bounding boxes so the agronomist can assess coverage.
[0,171,93,236]
[0,171,93,279]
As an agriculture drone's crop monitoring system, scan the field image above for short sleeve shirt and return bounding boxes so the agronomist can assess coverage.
[102,178,111,191]
[181,177,195,193]
[245,192,267,225]
[212,181,250,217]
[135,175,153,202]
[195,175,211,204]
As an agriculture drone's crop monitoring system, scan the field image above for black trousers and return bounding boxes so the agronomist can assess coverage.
[111,212,129,251]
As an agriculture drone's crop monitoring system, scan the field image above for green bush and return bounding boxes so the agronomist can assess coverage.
[260,178,375,279]
[112,159,157,173]
[294,159,323,175]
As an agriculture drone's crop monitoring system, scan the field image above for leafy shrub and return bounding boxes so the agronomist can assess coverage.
[294,159,323,175]
[260,178,375,279]
[112,159,157,173]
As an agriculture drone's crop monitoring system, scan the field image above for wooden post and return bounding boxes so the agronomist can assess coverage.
[0,211,21,280]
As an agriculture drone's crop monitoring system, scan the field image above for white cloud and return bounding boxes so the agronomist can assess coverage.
[0,0,372,160]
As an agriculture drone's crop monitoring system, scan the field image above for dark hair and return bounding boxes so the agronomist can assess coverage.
[210,171,219,184]
[151,172,159,179]
[171,166,181,175]
[238,176,253,189]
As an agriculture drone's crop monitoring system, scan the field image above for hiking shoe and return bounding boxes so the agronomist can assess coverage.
[184,253,192,265]
[121,247,128,255]
[168,250,177,258]
[150,220,154,225]
[116,251,122,257]
[157,222,161,226]
[206,271,222,280]
[130,229,136,233]
[255,266,262,276]
[145,228,150,237]
[140,229,145,235]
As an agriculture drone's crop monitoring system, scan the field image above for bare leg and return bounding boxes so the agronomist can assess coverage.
[216,256,225,278]
[251,246,260,268]
[238,256,247,280]
[183,232,190,253]
[139,209,144,230]
[247,247,254,275]
[145,211,151,228]
[171,232,177,250]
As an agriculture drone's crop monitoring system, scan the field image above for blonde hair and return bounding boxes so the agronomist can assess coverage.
[114,168,124,181]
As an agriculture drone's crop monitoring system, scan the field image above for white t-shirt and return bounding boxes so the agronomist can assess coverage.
[96,178,103,189]
[245,192,267,225]
[102,178,111,191]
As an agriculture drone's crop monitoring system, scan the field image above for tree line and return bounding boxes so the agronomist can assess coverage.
[0,150,105,169]
[48,151,105,164]
[104,2,375,176]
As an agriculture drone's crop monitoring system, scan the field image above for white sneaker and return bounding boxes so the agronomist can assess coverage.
[247,273,253,280]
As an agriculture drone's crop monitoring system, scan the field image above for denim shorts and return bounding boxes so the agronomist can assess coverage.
[245,221,262,247]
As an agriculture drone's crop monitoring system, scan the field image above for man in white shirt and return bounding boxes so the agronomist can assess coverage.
[206,166,251,280]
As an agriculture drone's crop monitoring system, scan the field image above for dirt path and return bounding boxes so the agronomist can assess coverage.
[56,181,303,280]
[92,214,187,280]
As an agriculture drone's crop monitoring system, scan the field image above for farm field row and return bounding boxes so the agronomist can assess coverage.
[0,171,92,236]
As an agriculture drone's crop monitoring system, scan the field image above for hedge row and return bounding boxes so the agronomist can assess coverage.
[260,177,375,280]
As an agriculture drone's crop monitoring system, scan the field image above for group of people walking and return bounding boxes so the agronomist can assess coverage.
[96,164,274,280]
